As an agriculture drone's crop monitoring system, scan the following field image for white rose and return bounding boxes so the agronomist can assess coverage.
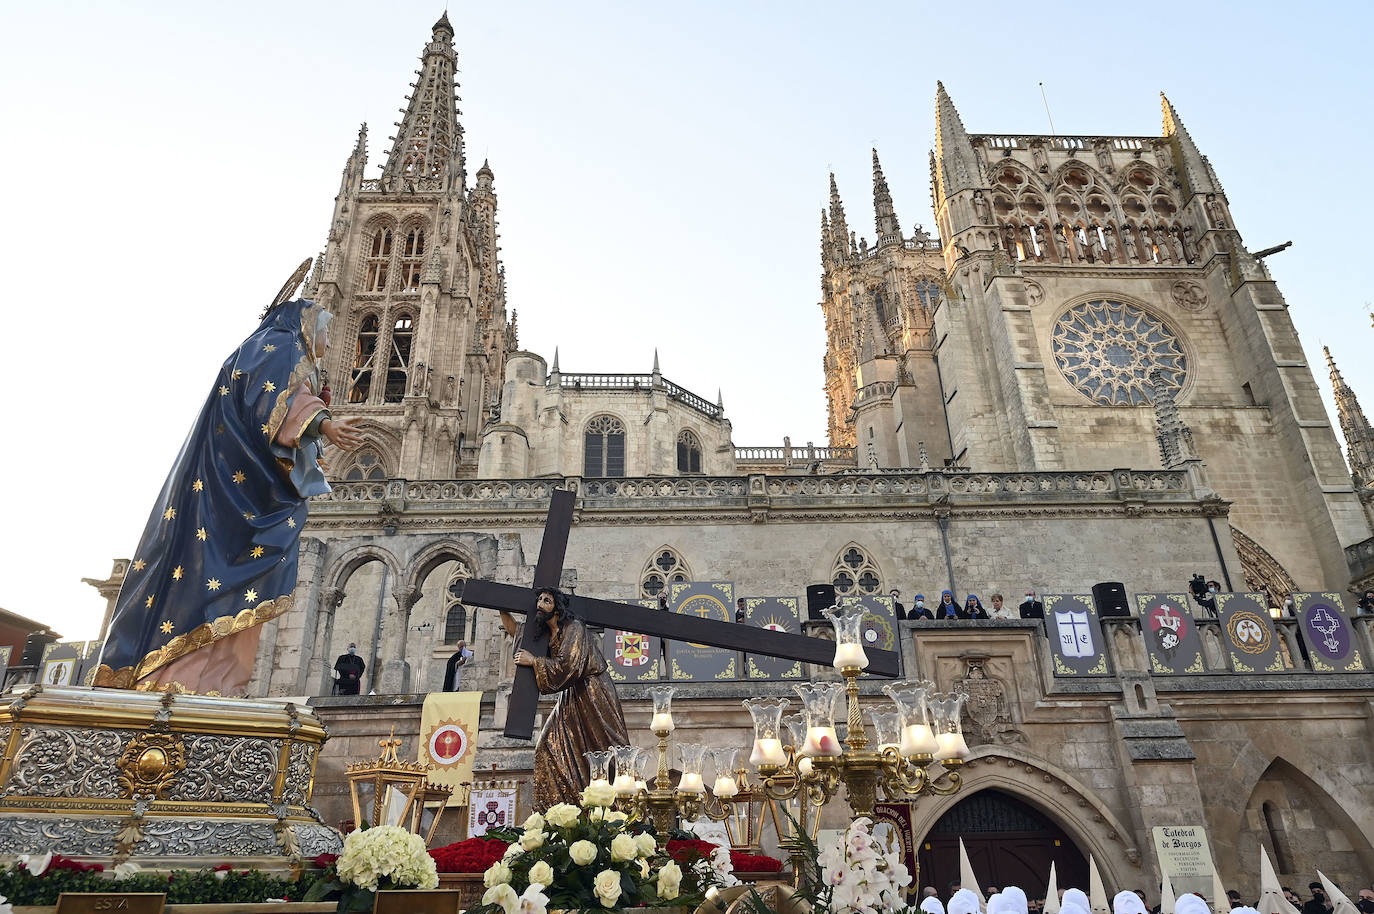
[581,781,617,808]
[610,834,637,863]
[113,862,140,880]
[569,839,598,866]
[634,833,657,857]
[545,803,581,828]
[484,861,513,888]
[605,810,627,824]
[483,883,519,914]
[527,860,554,887]
[594,868,623,907]
[520,829,546,851]
[656,860,682,900]
[503,843,524,861]
[522,812,545,832]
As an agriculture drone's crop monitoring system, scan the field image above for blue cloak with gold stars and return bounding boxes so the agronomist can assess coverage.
[97,300,330,689]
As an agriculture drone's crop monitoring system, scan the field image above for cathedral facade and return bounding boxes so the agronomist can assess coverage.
[88,13,1374,900]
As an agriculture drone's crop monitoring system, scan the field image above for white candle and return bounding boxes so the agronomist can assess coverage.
[650,712,674,733]
[935,731,969,760]
[677,772,705,793]
[833,642,869,670]
[590,777,611,789]
[613,773,637,795]
[797,757,813,777]
[634,779,647,792]
[801,726,842,757]
[750,737,786,767]
[712,775,738,798]
[901,723,939,756]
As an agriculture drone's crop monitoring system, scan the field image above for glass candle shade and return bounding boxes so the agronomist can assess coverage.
[883,681,939,757]
[743,697,790,767]
[870,711,901,752]
[710,748,740,797]
[649,686,676,734]
[584,749,615,786]
[928,692,970,761]
[677,742,708,793]
[793,682,845,757]
[612,745,639,796]
[822,604,870,671]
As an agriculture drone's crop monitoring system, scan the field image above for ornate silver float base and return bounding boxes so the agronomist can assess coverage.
[0,685,342,868]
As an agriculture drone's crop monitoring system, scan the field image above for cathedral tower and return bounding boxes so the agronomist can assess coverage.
[305,13,512,482]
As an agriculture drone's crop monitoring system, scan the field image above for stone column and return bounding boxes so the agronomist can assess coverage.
[377,585,420,693]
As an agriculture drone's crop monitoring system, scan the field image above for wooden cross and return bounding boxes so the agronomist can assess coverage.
[461,489,901,740]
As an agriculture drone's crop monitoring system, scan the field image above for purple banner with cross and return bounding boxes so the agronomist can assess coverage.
[1293,593,1366,673]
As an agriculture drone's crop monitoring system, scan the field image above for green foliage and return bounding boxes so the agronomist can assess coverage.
[0,864,329,906]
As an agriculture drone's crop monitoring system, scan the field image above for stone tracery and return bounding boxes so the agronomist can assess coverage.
[1052,300,1187,406]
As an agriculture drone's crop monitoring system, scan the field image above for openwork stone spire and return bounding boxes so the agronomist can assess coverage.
[872,148,901,241]
[1161,93,1220,197]
[1148,369,1197,468]
[1326,346,1374,486]
[382,14,465,187]
[828,173,850,247]
[934,81,978,204]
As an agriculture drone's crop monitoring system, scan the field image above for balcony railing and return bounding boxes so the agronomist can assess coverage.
[554,373,722,420]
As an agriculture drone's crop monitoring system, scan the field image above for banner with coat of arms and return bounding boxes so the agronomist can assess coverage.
[1293,592,1365,673]
[1135,594,1206,674]
[604,599,663,682]
[467,780,520,838]
[420,691,482,806]
[1215,593,1287,673]
[1043,595,1110,676]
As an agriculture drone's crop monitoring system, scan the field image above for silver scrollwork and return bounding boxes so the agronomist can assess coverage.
[4,726,130,798]
[166,735,280,804]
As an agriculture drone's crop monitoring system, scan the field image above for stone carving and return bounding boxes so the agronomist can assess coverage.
[955,659,1025,745]
[116,731,188,800]
[1171,281,1207,312]
[1024,280,1045,307]
[135,820,280,856]
[5,726,129,798]
[972,191,990,225]
[166,735,278,804]
[1052,300,1188,406]
[0,816,121,855]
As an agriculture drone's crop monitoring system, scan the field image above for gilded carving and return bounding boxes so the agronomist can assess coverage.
[116,732,187,800]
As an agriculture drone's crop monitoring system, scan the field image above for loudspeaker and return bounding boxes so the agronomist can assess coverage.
[805,584,837,620]
[20,631,57,667]
[1091,581,1131,617]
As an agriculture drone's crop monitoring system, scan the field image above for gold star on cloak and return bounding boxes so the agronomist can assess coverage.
[163,507,176,521]
[160,620,175,634]
[249,545,265,559]
[232,370,244,379]
[264,344,276,352]
[286,518,297,528]
[261,424,271,435]
[243,512,256,521]
[219,386,230,396]
[263,381,276,393]
[232,471,246,484]
[132,559,146,571]
[172,566,183,581]
[206,578,221,591]
[192,479,203,492]
[244,589,258,603]
[196,527,207,541]
[145,594,155,608]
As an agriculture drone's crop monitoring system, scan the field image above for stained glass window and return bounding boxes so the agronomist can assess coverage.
[1051,300,1186,405]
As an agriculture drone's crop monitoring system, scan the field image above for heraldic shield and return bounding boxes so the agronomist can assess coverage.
[1043,594,1111,676]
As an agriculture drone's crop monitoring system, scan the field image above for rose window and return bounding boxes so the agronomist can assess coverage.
[1051,300,1186,405]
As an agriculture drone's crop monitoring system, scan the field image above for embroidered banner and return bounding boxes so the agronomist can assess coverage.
[1043,595,1110,676]
[840,594,901,678]
[872,801,918,893]
[668,581,738,681]
[467,781,519,837]
[420,690,483,805]
[1293,592,1365,673]
[1135,594,1206,674]
[1215,593,1286,673]
[604,598,663,682]
[743,596,804,680]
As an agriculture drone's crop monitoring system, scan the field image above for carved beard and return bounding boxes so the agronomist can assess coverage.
[535,607,556,636]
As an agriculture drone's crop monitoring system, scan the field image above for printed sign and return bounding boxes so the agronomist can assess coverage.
[743,597,804,680]
[873,802,918,892]
[1216,593,1286,673]
[56,894,166,914]
[1043,595,1110,676]
[1151,825,1213,899]
[1136,594,1207,674]
[467,783,519,837]
[1292,593,1365,672]
[668,582,738,681]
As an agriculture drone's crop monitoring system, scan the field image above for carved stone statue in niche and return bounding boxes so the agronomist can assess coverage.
[955,657,1026,746]
[971,190,991,225]
[1030,140,1049,173]
[1204,194,1228,229]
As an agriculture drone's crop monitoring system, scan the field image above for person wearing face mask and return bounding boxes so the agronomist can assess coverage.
[334,642,365,695]
[890,588,906,621]
[909,594,934,620]
[937,590,965,620]
[1019,591,1045,619]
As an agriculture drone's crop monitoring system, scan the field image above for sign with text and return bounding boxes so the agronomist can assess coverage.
[1293,593,1365,673]
[1136,594,1206,674]
[1043,595,1111,676]
[667,582,738,681]
[1216,593,1286,673]
[1151,825,1213,899]
[467,782,519,837]
[56,893,166,913]
[873,802,918,896]
[743,596,804,680]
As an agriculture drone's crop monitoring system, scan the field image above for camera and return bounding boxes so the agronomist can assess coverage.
[1188,574,1208,600]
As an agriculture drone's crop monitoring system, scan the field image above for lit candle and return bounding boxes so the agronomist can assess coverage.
[590,777,611,789]
[634,779,647,792]
[801,725,842,757]
[797,757,813,777]
[677,772,705,793]
[935,731,969,760]
[712,775,738,798]
[650,712,674,733]
[832,642,869,670]
[901,723,938,756]
[750,737,786,767]
[613,773,637,795]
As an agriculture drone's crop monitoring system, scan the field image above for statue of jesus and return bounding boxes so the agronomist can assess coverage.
[501,587,629,810]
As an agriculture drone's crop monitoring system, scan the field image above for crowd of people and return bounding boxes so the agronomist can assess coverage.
[889,589,1046,621]
[914,879,1374,914]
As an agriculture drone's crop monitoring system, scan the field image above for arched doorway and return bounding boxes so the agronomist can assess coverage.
[918,790,1088,899]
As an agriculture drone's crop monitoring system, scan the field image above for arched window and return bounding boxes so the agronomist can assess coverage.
[384,314,414,403]
[641,548,691,597]
[831,544,882,595]
[343,449,387,481]
[365,228,393,292]
[443,564,470,644]
[400,228,425,291]
[584,415,626,477]
[913,279,942,312]
[676,429,702,474]
[348,315,380,404]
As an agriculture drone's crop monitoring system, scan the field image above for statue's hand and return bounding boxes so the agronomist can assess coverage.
[514,649,535,668]
[322,417,365,450]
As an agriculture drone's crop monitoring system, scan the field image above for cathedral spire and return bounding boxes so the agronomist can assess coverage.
[820,208,832,266]
[828,173,849,255]
[382,15,465,189]
[1160,93,1219,197]
[1148,371,1198,469]
[933,81,978,205]
[872,148,901,241]
[1326,346,1374,486]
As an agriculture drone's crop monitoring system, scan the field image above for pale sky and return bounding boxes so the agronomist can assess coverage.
[1,1,1371,641]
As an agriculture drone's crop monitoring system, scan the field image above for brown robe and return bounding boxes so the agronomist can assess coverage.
[531,617,629,810]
